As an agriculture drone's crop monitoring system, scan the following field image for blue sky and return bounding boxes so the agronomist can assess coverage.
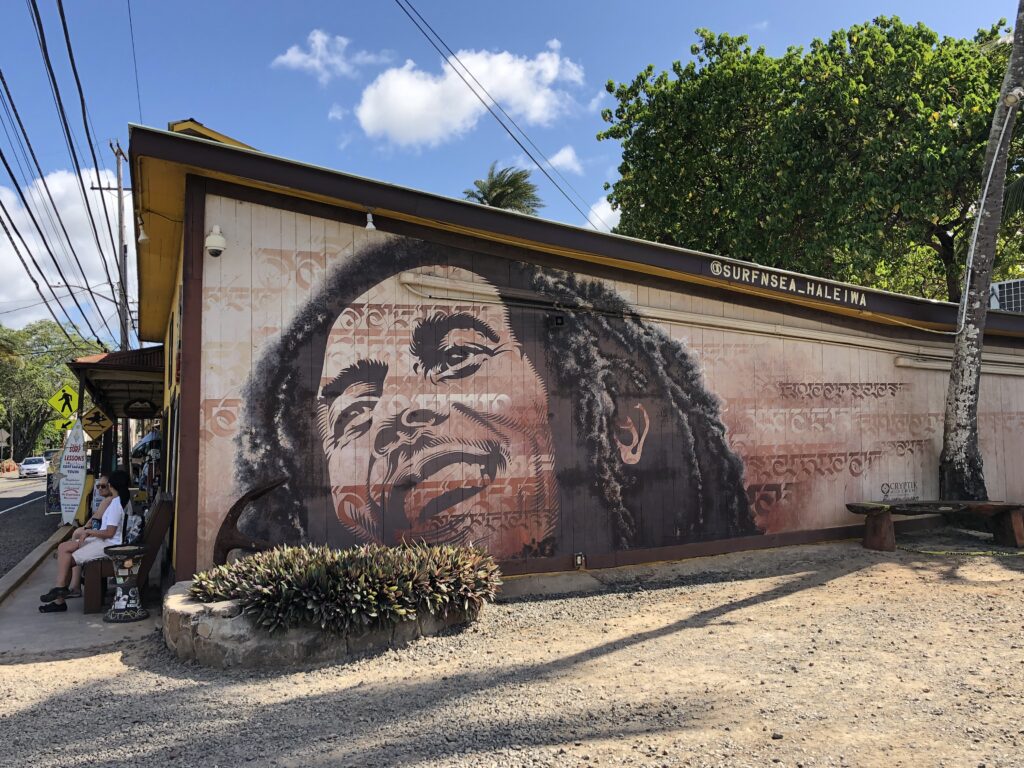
[0,0,1016,337]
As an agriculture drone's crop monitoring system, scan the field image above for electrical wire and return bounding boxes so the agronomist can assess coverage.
[396,0,612,232]
[56,0,120,271]
[25,0,127,304]
[0,144,106,345]
[393,0,601,229]
[0,69,119,339]
[0,201,79,344]
[126,0,143,123]
[0,283,106,315]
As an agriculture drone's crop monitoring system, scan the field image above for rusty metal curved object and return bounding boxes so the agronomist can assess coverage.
[212,476,289,565]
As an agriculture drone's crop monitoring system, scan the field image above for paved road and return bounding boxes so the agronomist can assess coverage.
[0,477,60,580]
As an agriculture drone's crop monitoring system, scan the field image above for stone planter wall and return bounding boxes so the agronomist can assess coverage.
[162,581,476,668]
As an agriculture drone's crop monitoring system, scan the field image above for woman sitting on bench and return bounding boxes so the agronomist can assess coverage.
[39,469,130,613]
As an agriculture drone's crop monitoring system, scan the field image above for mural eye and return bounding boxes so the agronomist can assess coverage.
[334,401,375,442]
[435,344,495,382]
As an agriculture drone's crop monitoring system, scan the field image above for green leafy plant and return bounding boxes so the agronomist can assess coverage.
[189,543,502,634]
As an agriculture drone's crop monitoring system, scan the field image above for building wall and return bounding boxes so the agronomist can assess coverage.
[193,193,1024,572]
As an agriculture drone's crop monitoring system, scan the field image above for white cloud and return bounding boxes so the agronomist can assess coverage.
[327,103,347,121]
[546,38,562,51]
[549,145,583,175]
[355,44,584,148]
[586,196,621,232]
[751,20,769,31]
[272,30,390,85]
[0,168,135,345]
[587,89,607,113]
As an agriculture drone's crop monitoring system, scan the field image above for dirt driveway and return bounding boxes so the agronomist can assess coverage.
[1,530,1022,767]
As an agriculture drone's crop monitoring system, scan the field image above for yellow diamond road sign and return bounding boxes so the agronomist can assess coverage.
[47,384,78,418]
[52,416,76,432]
[82,407,113,440]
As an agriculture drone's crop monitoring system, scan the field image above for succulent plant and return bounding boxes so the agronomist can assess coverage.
[189,543,502,634]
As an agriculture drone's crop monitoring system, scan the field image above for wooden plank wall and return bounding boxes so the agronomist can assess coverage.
[194,193,1024,572]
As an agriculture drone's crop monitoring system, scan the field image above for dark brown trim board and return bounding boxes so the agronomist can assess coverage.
[201,179,1024,353]
[130,125,1024,339]
[175,174,206,579]
[497,516,944,576]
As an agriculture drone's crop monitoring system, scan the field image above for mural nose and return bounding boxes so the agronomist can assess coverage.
[373,408,450,455]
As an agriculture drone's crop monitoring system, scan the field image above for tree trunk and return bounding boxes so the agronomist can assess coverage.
[939,1,1024,500]
[13,405,48,461]
[936,229,960,304]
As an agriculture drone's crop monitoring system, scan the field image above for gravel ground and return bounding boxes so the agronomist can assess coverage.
[0,483,58,579]
[1,528,1023,768]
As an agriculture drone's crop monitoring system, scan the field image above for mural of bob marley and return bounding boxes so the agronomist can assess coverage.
[219,236,759,564]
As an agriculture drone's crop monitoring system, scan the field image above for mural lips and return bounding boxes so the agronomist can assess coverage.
[369,438,507,538]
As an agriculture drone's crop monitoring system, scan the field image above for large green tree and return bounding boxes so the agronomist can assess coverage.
[599,17,1024,301]
[464,162,544,215]
[0,321,100,461]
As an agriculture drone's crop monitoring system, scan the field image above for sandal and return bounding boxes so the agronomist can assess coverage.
[38,602,67,613]
[65,589,82,599]
[39,587,69,603]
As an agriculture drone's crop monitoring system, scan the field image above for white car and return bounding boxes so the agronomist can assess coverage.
[18,457,48,479]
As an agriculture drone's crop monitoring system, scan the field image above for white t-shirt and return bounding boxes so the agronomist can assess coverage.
[101,496,126,546]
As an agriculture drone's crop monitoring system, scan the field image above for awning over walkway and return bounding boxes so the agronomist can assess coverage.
[68,345,164,419]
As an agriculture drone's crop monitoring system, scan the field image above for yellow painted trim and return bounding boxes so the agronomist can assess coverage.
[167,119,253,149]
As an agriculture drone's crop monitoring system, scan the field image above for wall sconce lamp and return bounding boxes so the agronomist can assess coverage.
[365,209,376,231]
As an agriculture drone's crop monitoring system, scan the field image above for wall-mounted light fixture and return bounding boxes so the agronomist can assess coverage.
[137,216,149,244]
[365,209,376,231]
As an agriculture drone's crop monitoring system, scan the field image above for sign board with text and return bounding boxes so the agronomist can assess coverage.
[58,419,86,525]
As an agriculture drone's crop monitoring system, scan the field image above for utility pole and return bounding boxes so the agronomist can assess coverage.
[112,141,130,468]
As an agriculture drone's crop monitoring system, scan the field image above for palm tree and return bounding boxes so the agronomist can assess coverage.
[464,162,544,215]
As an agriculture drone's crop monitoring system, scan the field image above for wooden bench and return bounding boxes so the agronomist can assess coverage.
[84,495,173,614]
[846,500,1024,552]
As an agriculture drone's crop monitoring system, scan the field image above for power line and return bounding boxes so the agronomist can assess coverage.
[0,199,79,344]
[126,0,143,122]
[56,0,120,271]
[0,283,106,316]
[0,86,77,280]
[25,0,126,300]
[393,0,609,230]
[0,144,106,345]
[0,69,119,340]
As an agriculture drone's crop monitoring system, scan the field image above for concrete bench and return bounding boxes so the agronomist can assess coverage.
[846,500,1024,552]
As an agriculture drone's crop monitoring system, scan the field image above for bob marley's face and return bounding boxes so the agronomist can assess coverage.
[317,266,558,558]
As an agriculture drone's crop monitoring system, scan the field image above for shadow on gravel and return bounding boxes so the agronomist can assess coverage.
[1,628,724,768]
[898,527,1024,583]
[1,556,867,767]
[5,532,1021,766]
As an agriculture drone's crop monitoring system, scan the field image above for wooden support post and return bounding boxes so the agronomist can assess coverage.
[863,511,896,552]
[992,509,1024,548]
